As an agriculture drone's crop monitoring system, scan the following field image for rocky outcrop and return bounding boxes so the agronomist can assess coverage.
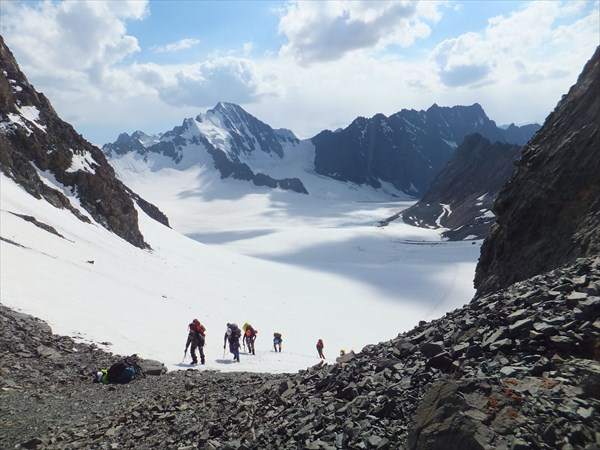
[0,36,169,248]
[2,257,599,449]
[390,134,521,240]
[312,104,538,196]
[475,46,600,296]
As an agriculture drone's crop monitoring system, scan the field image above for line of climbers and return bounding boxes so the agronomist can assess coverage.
[92,323,349,384]
[184,319,284,365]
[186,319,348,365]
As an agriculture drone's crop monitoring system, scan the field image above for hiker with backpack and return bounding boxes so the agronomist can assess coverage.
[316,338,325,359]
[223,322,241,362]
[185,319,206,365]
[242,322,257,355]
[94,355,143,384]
[273,332,282,352]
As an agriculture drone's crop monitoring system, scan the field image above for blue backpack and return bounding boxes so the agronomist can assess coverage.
[106,357,141,384]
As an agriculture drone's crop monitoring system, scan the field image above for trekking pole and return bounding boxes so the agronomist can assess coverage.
[182,349,187,364]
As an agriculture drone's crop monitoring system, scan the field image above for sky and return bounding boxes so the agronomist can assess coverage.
[0,152,481,373]
[1,0,599,145]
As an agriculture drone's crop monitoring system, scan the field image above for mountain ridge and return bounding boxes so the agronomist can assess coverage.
[103,102,309,194]
[387,133,522,240]
[104,102,539,199]
[0,36,169,249]
[312,102,538,196]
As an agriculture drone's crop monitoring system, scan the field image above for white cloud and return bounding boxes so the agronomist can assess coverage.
[432,32,495,87]
[278,0,442,65]
[431,1,599,88]
[1,0,147,76]
[156,57,282,107]
[0,0,597,147]
[0,0,278,130]
[151,38,200,53]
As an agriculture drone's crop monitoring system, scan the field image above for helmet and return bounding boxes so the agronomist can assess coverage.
[96,371,104,383]
[193,319,200,325]
[226,328,232,336]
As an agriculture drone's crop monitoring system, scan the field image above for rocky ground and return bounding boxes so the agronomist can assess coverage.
[1,257,599,450]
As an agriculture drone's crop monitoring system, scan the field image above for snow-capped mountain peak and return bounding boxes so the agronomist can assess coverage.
[103,103,310,194]
[196,102,298,159]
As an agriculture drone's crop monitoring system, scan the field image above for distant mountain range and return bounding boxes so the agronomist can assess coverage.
[102,103,540,199]
[312,103,538,195]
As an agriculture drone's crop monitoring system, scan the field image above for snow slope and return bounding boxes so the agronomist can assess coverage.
[1,165,480,374]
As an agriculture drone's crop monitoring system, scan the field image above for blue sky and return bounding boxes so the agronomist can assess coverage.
[1,0,599,145]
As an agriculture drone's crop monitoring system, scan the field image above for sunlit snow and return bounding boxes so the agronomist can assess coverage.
[1,163,481,374]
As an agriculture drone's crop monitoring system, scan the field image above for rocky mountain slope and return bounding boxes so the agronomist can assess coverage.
[475,46,600,296]
[383,134,521,240]
[2,256,598,449]
[0,36,169,249]
[312,103,538,196]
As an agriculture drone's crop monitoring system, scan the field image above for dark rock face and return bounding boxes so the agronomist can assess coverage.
[205,139,308,194]
[2,257,599,449]
[0,37,169,248]
[475,46,600,296]
[312,104,538,196]
[393,133,521,240]
[104,131,149,157]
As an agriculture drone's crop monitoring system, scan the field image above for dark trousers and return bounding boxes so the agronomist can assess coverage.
[229,340,240,362]
[191,343,205,364]
[247,337,256,355]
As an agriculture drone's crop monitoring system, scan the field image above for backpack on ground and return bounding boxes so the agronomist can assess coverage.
[107,355,144,384]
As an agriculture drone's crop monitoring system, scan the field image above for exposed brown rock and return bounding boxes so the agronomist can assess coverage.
[0,36,169,248]
[475,46,600,295]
